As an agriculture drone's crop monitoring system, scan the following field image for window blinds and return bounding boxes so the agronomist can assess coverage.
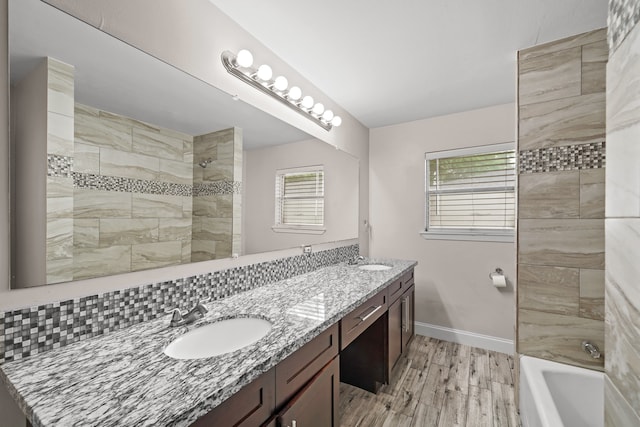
[276,169,324,226]
[426,149,515,231]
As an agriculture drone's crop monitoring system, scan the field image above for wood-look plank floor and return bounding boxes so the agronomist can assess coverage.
[339,336,521,427]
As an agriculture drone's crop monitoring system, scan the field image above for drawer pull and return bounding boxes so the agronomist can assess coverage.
[402,296,410,333]
[358,305,383,323]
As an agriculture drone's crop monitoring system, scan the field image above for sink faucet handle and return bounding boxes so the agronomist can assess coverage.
[169,308,184,327]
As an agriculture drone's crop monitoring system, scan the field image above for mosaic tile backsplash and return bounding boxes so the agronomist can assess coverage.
[519,141,606,174]
[0,244,359,363]
[609,0,640,53]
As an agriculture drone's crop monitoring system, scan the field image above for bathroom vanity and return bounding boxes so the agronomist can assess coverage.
[1,259,416,427]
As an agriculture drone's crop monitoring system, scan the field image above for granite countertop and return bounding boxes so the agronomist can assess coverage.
[0,258,416,427]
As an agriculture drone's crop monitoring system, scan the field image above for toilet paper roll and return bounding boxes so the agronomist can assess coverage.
[491,273,507,287]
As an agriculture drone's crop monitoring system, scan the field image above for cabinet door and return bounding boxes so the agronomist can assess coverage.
[277,356,340,427]
[401,286,415,352]
[387,297,402,375]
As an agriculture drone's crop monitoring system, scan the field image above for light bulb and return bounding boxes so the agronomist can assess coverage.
[256,64,273,81]
[331,116,342,127]
[273,76,288,91]
[236,49,253,68]
[312,103,325,116]
[287,86,302,100]
[301,95,314,109]
[322,110,334,122]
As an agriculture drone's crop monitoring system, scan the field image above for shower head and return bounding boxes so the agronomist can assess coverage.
[198,158,213,168]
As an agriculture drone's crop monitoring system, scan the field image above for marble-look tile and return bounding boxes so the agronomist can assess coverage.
[73,246,132,280]
[606,126,640,217]
[579,269,604,320]
[519,28,606,61]
[74,189,132,218]
[131,241,182,271]
[192,196,218,217]
[194,217,232,242]
[73,143,100,174]
[581,39,608,95]
[605,375,640,427]
[132,194,183,218]
[607,21,640,133]
[100,219,159,246]
[100,147,159,181]
[182,196,193,219]
[74,104,132,151]
[605,218,640,412]
[215,240,233,259]
[518,264,579,316]
[132,125,190,162]
[518,172,579,218]
[46,218,73,261]
[519,92,606,150]
[216,195,234,218]
[46,58,74,117]
[183,140,194,165]
[203,163,233,182]
[191,239,216,262]
[519,47,581,105]
[158,218,192,242]
[181,241,192,264]
[518,219,604,268]
[580,169,605,219]
[73,219,99,248]
[45,257,74,285]
[46,177,73,219]
[609,0,640,53]
[47,112,74,156]
[158,158,192,185]
[518,309,604,370]
[194,128,233,155]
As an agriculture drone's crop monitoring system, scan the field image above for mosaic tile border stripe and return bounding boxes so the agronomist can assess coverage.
[519,141,606,174]
[0,244,359,363]
[193,181,242,196]
[47,155,73,178]
[609,0,640,54]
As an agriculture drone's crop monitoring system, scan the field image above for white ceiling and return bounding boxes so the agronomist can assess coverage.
[209,0,608,128]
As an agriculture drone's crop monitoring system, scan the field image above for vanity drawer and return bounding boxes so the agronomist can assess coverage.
[388,269,415,304]
[275,322,339,408]
[340,289,388,350]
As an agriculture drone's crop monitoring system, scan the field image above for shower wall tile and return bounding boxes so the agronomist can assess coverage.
[74,189,132,218]
[518,264,579,316]
[100,147,160,181]
[518,172,579,218]
[518,92,606,150]
[45,258,73,285]
[518,46,582,105]
[132,193,183,218]
[158,158,192,185]
[46,176,73,219]
[518,219,605,269]
[46,58,74,117]
[607,25,640,132]
[605,127,640,217]
[99,219,159,246]
[605,376,640,427]
[191,240,217,262]
[73,143,100,174]
[158,218,192,242]
[73,219,99,248]
[132,125,189,162]
[581,39,608,95]
[46,218,73,261]
[131,241,183,271]
[579,269,605,320]
[580,169,606,218]
[47,112,74,156]
[609,0,640,54]
[519,28,607,61]
[74,104,133,151]
[73,246,133,280]
[518,309,604,370]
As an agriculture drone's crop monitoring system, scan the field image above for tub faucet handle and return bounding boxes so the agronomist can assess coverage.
[582,341,601,359]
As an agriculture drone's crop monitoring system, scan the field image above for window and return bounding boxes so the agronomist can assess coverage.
[273,166,326,234]
[422,143,515,242]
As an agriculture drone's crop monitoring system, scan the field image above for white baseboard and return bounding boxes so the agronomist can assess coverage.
[414,321,514,355]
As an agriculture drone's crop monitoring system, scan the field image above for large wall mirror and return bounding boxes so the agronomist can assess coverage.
[8,0,359,289]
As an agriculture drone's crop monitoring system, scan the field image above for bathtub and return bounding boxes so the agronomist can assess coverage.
[519,355,603,427]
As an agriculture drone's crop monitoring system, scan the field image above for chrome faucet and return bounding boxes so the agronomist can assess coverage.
[348,255,365,265]
[168,300,209,327]
[582,341,601,359]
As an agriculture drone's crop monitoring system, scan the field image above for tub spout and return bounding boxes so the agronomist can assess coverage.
[582,341,601,359]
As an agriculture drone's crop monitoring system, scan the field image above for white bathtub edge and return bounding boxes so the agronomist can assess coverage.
[414,321,514,354]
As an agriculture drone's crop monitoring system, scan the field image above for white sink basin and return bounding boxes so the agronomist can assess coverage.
[358,264,392,271]
[164,317,272,360]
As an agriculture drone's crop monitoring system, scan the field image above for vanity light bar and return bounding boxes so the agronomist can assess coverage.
[221,49,342,131]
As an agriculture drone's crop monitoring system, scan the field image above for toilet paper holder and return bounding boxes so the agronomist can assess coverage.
[489,268,504,280]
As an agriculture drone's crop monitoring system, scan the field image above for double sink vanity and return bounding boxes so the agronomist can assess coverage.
[1,259,416,427]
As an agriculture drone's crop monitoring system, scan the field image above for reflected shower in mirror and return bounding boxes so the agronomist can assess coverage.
[8,0,358,289]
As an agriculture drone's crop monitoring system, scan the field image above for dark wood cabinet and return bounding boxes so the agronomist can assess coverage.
[276,356,340,427]
[387,284,415,378]
[401,285,415,351]
[340,288,387,350]
[191,368,275,427]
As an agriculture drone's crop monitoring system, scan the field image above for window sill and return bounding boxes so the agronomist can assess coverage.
[272,225,326,235]
[420,230,514,243]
